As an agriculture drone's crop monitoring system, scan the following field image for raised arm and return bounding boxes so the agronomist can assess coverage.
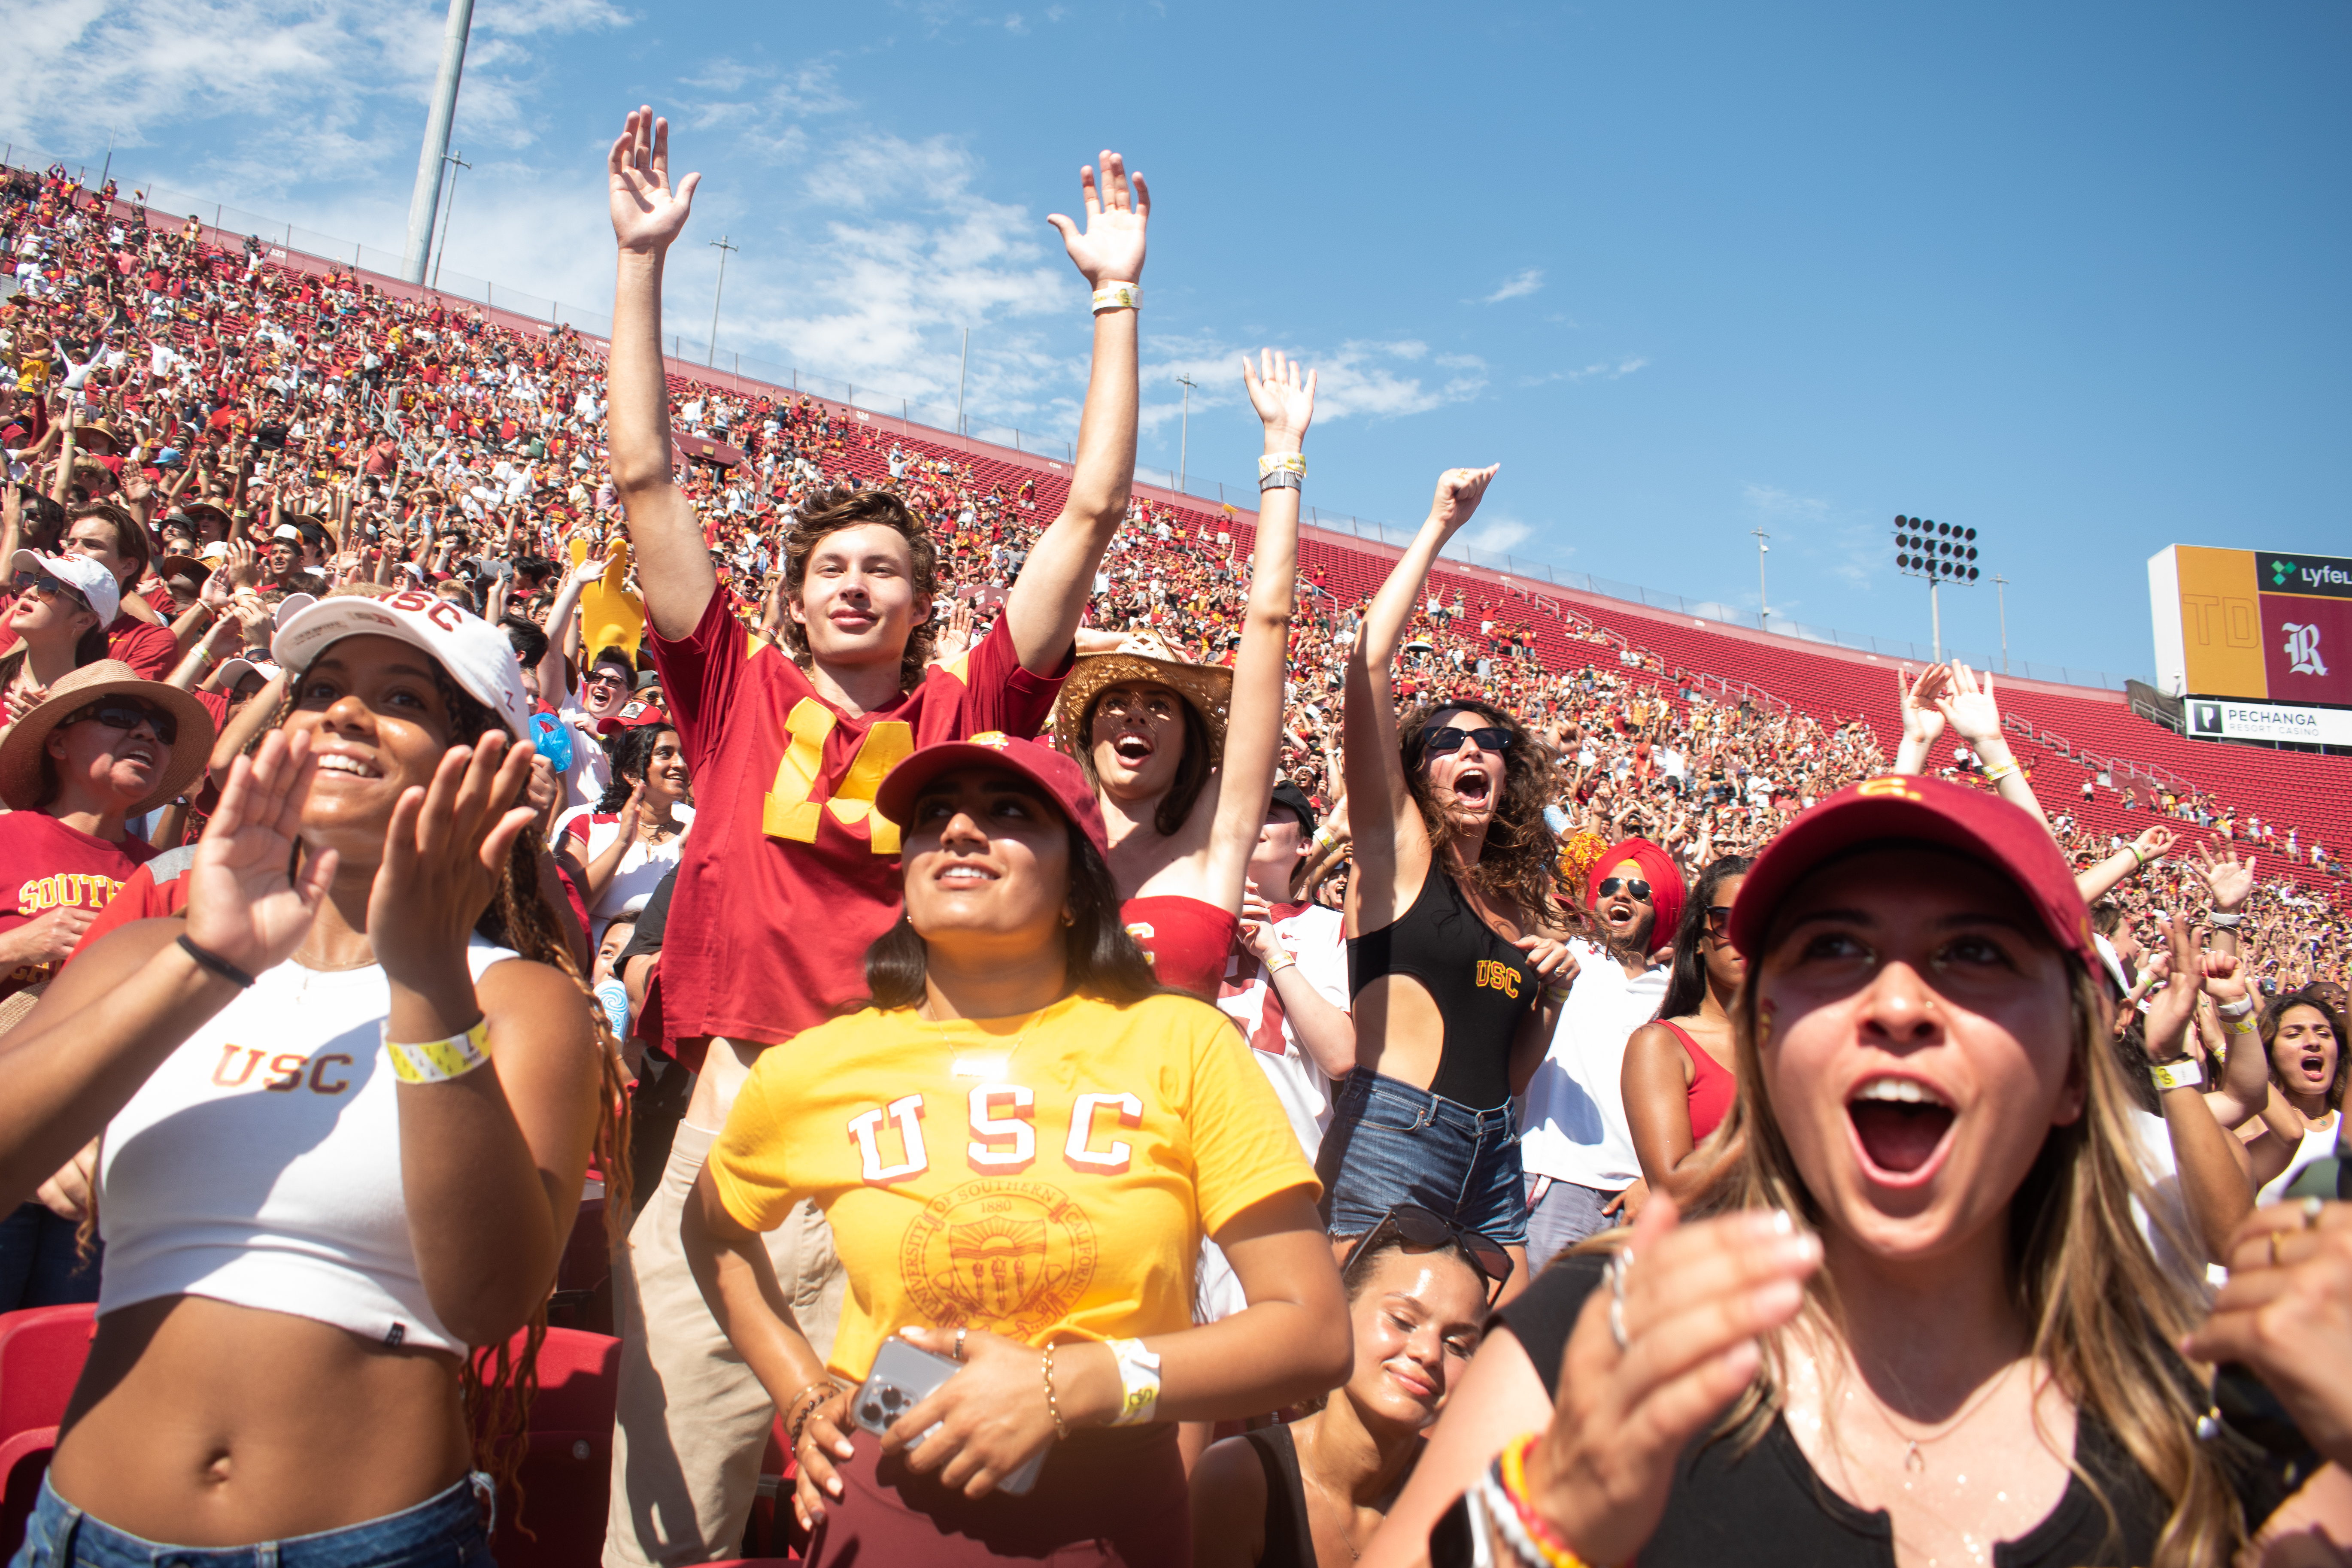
[1198,350,1313,911]
[1339,465,1497,926]
[1891,663,1947,776]
[999,152,1147,674]
[1932,663,2051,836]
[2077,824,2173,906]
[604,107,713,640]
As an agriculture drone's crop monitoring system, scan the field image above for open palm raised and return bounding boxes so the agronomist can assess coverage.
[608,106,702,255]
[1046,151,1148,287]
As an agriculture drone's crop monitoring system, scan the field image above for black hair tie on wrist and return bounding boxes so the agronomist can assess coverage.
[177,933,258,989]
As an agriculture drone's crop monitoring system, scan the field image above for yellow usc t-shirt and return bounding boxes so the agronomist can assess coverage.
[707,990,1320,1381]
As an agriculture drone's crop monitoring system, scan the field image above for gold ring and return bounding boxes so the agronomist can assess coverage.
[2268,1232,2282,1268]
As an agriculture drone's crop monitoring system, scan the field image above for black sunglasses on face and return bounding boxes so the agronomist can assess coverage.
[1704,905,1734,931]
[11,571,90,613]
[585,670,629,688]
[1342,1203,1514,1300]
[1596,876,1654,904]
[1423,726,1512,759]
[64,700,176,746]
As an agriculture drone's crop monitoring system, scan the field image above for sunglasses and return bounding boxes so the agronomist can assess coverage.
[64,700,176,746]
[1342,1203,1514,1301]
[1704,904,1734,932]
[11,571,90,613]
[1596,877,1654,904]
[1423,726,1512,759]
[585,670,630,689]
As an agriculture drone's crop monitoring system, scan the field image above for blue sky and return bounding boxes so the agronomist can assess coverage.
[8,1,2347,683]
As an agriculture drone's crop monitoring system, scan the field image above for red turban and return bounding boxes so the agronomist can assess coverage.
[1589,836,1686,957]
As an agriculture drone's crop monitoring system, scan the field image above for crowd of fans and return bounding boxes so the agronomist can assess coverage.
[0,112,2349,1568]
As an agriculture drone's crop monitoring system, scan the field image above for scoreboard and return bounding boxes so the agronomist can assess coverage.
[2149,546,2352,710]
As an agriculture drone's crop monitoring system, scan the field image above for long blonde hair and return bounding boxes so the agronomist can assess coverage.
[1704,952,2245,1565]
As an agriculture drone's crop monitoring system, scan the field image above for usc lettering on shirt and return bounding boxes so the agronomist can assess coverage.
[644,591,1068,1061]
[705,991,1316,1382]
[205,1043,356,1095]
[1474,957,1523,999]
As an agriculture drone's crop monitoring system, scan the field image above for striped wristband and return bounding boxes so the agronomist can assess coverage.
[385,1019,494,1084]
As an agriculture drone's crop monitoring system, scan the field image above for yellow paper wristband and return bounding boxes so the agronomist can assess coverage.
[1091,282,1141,314]
[1257,452,1308,479]
[385,1019,493,1084]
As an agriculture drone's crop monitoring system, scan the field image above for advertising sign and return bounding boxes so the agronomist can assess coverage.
[2149,546,2352,706]
[2185,698,2352,748]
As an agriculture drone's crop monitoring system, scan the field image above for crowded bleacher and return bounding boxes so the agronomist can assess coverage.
[1,106,2349,1568]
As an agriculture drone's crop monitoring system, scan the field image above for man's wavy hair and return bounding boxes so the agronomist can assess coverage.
[776,487,939,693]
[1398,695,1563,924]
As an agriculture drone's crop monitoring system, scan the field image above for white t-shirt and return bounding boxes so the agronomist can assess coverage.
[1518,939,1669,1191]
[1213,901,1351,1161]
[2256,1112,2342,1207]
[555,803,695,924]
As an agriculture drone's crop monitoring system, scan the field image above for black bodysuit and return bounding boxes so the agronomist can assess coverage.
[1348,870,1537,1110]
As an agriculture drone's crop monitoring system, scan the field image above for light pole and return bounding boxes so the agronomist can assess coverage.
[428,151,469,290]
[1175,374,1196,493]
[1993,573,2010,673]
[1751,526,1770,630]
[707,235,737,368]
[956,327,970,436]
[1892,514,1984,665]
[401,0,476,282]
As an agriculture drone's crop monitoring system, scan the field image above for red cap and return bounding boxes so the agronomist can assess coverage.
[595,700,671,737]
[875,732,1110,861]
[1728,774,2094,970]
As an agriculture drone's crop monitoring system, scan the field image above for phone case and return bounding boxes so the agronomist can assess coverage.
[851,1337,1049,1496]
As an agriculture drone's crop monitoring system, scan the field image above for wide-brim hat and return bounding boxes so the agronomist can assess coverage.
[1050,631,1232,760]
[182,499,233,531]
[0,660,215,815]
[74,422,123,456]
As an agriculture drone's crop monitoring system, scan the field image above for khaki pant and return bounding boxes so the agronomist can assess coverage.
[603,1121,847,1568]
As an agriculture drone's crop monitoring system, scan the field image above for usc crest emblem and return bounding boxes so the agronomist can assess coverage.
[899,1177,1098,1338]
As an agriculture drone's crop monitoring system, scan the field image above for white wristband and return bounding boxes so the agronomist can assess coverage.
[1256,452,1307,480]
[2149,1057,2203,1093]
[1106,1336,1162,1426]
[1091,282,1141,314]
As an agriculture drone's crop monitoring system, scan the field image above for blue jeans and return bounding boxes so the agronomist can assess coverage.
[1314,1071,1528,1248]
[0,1204,100,1312]
[10,1473,496,1568]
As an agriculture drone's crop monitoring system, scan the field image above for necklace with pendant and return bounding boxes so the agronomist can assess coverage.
[1872,1358,2022,1474]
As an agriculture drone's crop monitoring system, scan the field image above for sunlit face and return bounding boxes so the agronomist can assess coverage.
[2270,1005,2340,1104]
[45,700,174,810]
[64,517,133,593]
[581,662,631,719]
[1342,1248,1487,1434]
[1594,858,1658,952]
[1248,804,1308,898]
[1088,682,1187,800]
[593,917,637,987]
[285,635,485,866]
[790,523,928,670]
[1701,873,1748,992]
[637,729,690,807]
[902,766,1072,964]
[1419,709,1505,826]
[1756,847,2081,1261]
[8,578,97,643]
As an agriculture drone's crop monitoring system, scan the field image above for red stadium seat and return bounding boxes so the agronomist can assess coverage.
[0,1304,97,1558]
[480,1326,620,1568]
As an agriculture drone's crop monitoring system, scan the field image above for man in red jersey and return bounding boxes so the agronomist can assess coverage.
[598,106,1150,1567]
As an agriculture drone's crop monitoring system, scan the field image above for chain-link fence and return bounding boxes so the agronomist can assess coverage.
[3,133,2134,692]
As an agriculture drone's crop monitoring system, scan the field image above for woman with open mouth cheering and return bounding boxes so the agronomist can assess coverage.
[1320,465,1575,1304]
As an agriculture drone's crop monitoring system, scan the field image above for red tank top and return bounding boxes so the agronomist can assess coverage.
[1662,1019,1736,1143]
[1120,894,1239,1001]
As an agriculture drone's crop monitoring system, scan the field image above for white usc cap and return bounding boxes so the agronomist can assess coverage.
[271,589,529,736]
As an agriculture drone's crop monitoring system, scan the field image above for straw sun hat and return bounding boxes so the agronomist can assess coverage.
[1050,631,1232,758]
[0,661,215,815]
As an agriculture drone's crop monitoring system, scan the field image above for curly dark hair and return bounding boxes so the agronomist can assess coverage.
[597,723,681,813]
[775,487,939,694]
[2261,988,2348,1113]
[1396,695,1563,924]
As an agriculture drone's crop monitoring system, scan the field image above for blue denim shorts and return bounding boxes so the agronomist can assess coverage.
[10,1472,495,1568]
[1314,1070,1528,1249]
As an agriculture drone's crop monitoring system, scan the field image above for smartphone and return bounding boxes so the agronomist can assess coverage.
[851,1336,1048,1497]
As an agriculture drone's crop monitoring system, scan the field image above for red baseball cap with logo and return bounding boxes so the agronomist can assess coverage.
[1728,773,2095,970]
[875,732,1110,860]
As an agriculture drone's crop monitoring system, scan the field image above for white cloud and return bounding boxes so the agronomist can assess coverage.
[1481,267,1543,303]
[1742,482,1830,522]
[1134,337,1487,435]
[1463,518,1532,554]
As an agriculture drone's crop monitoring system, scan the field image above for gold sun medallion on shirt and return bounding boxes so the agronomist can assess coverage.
[899,1178,1098,1338]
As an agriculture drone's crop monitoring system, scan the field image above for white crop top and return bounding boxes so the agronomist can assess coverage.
[97,936,522,1353]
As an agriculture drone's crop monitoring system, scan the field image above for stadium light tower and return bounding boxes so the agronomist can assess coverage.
[1751,526,1770,631]
[401,0,477,284]
[1892,514,1984,663]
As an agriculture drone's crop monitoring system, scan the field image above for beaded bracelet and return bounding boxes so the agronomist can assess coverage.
[1041,1344,1070,1440]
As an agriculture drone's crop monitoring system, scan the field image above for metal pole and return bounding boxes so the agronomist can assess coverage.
[429,152,469,290]
[401,0,476,282]
[956,328,970,436]
[707,234,737,367]
[1751,527,1770,629]
[1176,374,1196,491]
[1930,579,1942,664]
[99,127,115,192]
[1993,574,2010,673]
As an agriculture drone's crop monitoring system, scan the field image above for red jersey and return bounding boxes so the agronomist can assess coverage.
[648,591,1067,1066]
[0,813,163,998]
[107,612,179,680]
